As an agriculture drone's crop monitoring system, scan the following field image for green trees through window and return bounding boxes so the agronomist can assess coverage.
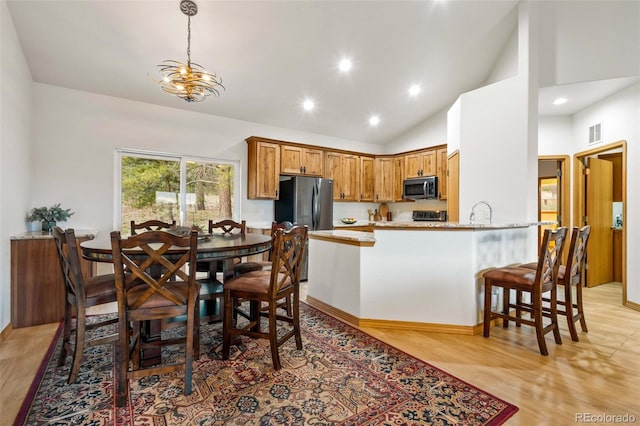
[119,151,236,234]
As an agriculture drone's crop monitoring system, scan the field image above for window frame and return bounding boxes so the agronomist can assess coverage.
[114,148,242,231]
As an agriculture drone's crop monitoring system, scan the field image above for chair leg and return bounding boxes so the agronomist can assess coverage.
[575,283,588,333]
[117,315,130,407]
[483,280,492,338]
[502,287,510,328]
[67,308,87,384]
[550,286,563,345]
[515,290,522,327]
[533,304,549,356]
[564,282,580,342]
[221,292,233,360]
[269,303,281,370]
[57,301,72,368]
[184,300,195,396]
[293,294,302,350]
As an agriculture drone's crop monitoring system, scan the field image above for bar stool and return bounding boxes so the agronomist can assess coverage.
[483,227,567,355]
[518,226,591,341]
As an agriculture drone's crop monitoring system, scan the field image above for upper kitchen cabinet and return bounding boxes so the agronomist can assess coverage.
[436,147,447,200]
[280,145,324,176]
[393,156,405,201]
[374,157,394,202]
[405,149,436,178]
[359,156,375,202]
[325,152,360,201]
[247,137,281,199]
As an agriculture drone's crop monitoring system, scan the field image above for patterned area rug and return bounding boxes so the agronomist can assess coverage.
[16,303,517,425]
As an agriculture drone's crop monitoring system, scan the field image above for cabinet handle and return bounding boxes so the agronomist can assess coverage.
[303,166,306,173]
[300,166,303,172]
[275,190,278,197]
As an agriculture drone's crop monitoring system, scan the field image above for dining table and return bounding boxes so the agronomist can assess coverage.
[80,231,272,365]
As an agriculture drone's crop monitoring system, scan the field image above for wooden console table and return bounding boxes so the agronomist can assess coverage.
[10,230,96,328]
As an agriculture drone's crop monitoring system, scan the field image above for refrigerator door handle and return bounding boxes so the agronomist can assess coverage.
[312,182,319,230]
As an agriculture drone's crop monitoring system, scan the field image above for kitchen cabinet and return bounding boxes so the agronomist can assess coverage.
[374,157,394,202]
[247,138,281,199]
[11,232,96,328]
[280,145,323,176]
[436,147,447,200]
[405,149,436,179]
[325,152,360,201]
[359,156,375,202]
[393,156,405,201]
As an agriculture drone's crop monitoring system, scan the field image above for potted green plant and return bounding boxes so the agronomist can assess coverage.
[27,203,74,233]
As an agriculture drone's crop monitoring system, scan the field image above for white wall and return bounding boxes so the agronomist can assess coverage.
[538,83,640,305]
[0,0,33,331]
[485,27,518,86]
[538,0,640,86]
[449,76,531,224]
[385,109,448,154]
[30,84,381,237]
[573,83,640,304]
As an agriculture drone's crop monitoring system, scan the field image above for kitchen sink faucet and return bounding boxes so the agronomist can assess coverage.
[470,201,493,224]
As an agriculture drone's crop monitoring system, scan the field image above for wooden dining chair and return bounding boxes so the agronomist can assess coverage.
[222,225,308,370]
[483,227,567,355]
[234,221,295,316]
[53,227,118,384]
[130,219,176,235]
[518,226,592,341]
[110,230,200,407]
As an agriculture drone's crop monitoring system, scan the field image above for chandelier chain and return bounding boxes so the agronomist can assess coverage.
[186,13,191,66]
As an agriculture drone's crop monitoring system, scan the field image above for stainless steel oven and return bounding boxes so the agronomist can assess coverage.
[403,176,438,200]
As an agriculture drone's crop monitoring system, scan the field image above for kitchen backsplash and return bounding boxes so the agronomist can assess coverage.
[333,199,447,222]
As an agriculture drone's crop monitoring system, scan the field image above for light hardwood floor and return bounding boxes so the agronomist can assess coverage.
[1,282,638,425]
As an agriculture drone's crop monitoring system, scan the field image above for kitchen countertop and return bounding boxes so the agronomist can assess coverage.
[11,229,97,240]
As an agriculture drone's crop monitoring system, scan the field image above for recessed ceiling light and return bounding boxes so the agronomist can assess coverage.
[338,58,352,73]
[369,115,380,126]
[302,99,315,111]
[408,84,421,97]
[553,97,568,105]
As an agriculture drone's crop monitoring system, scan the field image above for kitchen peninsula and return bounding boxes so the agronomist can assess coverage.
[307,222,542,334]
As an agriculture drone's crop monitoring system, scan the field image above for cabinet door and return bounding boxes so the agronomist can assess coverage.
[359,156,375,201]
[422,150,437,176]
[374,157,394,202]
[280,145,304,174]
[302,148,324,176]
[248,140,280,199]
[325,151,344,201]
[436,147,447,200]
[405,153,422,178]
[394,156,405,201]
[341,154,361,201]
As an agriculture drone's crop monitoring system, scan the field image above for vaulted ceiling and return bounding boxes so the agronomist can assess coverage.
[6,1,638,145]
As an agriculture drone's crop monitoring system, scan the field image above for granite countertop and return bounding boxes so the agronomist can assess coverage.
[368,221,553,230]
[11,229,98,240]
[309,230,376,245]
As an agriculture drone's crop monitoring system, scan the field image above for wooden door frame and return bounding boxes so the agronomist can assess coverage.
[538,155,570,227]
[573,140,628,307]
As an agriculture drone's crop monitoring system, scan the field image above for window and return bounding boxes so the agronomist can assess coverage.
[116,149,240,235]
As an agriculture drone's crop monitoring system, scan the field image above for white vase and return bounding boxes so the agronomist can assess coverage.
[26,221,41,233]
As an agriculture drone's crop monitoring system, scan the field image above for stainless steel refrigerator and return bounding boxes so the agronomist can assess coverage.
[274,176,334,280]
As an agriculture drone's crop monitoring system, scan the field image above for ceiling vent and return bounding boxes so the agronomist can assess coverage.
[588,123,602,145]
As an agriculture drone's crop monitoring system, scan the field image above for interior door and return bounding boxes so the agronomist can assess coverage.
[584,157,613,287]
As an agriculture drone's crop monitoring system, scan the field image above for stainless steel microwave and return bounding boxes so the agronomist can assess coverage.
[403,176,438,200]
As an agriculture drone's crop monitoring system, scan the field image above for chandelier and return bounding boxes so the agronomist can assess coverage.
[155,0,224,102]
